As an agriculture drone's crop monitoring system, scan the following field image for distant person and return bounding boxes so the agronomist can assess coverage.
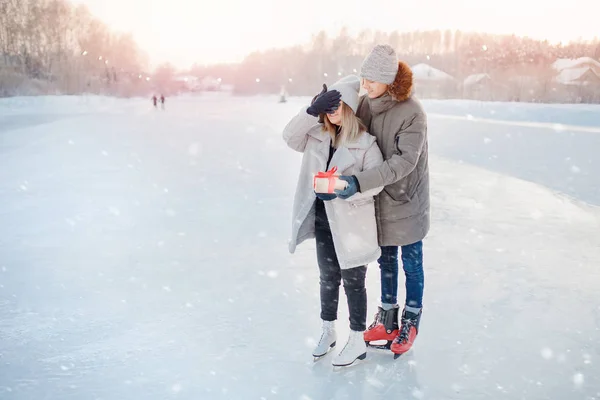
[283,76,384,367]
[160,95,165,110]
[152,95,157,108]
[335,45,430,358]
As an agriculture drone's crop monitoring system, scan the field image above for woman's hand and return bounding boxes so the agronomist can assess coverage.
[307,85,341,117]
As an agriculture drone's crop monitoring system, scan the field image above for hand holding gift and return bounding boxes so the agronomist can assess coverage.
[313,167,348,194]
[334,175,360,199]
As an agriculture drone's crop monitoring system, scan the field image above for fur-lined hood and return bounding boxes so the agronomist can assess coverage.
[388,61,413,102]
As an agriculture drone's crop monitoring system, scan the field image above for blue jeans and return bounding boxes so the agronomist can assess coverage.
[379,242,424,308]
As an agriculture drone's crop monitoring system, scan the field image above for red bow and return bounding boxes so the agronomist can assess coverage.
[313,166,339,193]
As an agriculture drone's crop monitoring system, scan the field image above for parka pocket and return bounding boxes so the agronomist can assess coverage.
[383,170,419,203]
[383,181,410,203]
[349,197,375,208]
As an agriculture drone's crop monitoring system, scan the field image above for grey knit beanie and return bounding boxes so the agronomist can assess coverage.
[328,75,360,113]
[360,44,399,85]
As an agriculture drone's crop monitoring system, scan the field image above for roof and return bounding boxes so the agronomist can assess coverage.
[552,57,600,72]
[554,66,600,85]
[464,73,491,86]
[411,63,455,81]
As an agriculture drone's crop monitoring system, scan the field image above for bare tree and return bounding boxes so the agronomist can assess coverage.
[0,0,147,97]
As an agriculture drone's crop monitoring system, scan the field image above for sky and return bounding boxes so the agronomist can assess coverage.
[71,0,599,69]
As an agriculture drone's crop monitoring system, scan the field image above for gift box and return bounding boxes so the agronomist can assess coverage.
[313,167,348,194]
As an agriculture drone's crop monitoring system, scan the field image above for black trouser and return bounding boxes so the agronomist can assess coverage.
[315,200,367,332]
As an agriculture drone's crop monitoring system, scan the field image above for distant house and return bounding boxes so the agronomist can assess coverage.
[554,67,600,86]
[463,73,491,87]
[410,63,457,98]
[463,73,494,100]
[552,57,600,86]
[552,57,600,73]
[551,57,600,103]
[412,63,455,82]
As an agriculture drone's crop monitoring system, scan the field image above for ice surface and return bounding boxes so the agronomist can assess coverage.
[1,93,599,399]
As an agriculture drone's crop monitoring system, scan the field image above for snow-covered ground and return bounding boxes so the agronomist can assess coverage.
[1,94,599,399]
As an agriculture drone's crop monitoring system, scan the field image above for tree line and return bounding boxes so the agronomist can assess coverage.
[2,1,599,103]
[0,0,149,97]
[192,29,600,103]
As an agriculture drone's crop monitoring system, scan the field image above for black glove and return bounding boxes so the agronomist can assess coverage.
[315,192,337,201]
[310,84,330,123]
[307,84,341,117]
[311,84,327,105]
[334,176,360,199]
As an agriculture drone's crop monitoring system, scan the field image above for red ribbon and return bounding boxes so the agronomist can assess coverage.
[314,166,338,193]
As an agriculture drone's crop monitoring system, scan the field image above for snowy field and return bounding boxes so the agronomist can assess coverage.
[1,94,600,399]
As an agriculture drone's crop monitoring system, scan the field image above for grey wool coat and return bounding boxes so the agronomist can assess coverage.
[283,107,384,269]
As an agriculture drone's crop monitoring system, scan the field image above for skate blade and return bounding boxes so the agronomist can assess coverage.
[313,341,336,362]
[332,352,367,369]
[392,346,413,360]
[365,340,393,350]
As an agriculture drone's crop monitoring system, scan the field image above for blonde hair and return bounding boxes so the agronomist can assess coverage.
[322,102,366,148]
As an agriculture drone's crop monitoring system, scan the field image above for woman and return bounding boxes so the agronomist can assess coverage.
[335,45,430,358]
[282,75,384,367]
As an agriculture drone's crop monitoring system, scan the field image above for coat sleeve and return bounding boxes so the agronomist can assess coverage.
[354,112,427,192]
[342,140,384,201]
[282,106,321,153]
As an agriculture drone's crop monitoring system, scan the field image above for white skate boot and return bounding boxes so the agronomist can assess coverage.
[313,320,337,361]
[332,330,367,367]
